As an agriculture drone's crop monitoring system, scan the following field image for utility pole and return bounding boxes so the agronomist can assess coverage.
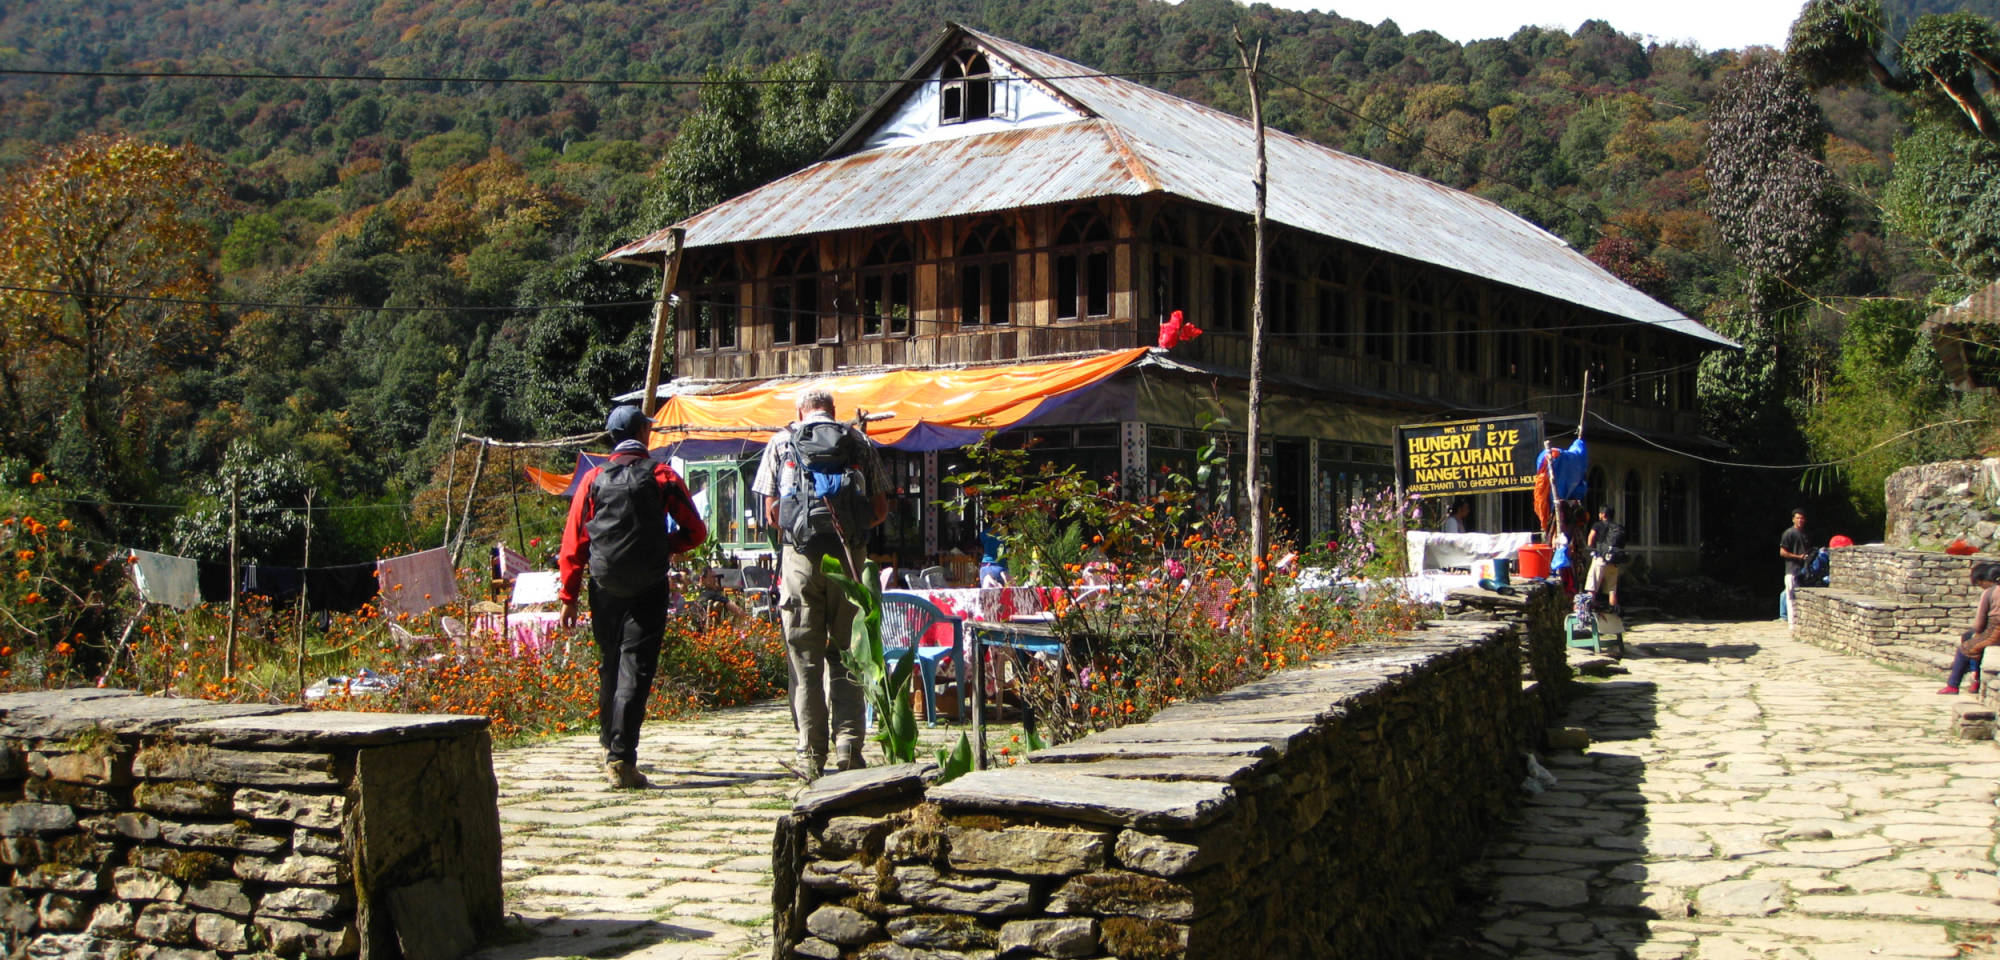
[224,472,239,678]
[297,488,314,702]
[641,228,687,418]
[450,439,490,567]
[1235,28,1269,639]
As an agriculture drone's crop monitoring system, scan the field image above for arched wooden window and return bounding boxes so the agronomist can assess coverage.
[1495,299,1523,381]
[1451,287,1481,375]
[1586,465,1607,517]
[941,50,993,124]
[1055,209,1112,320]
[769,244,821,345]
[1270,245,1301,336]
[1623,469,1645,544]
[1362,263,1395,361]
[689,252,739,352]
[859,234,914,337]
[1314,254,1349,352]
[1403,274,1437,367]
[1151,213,1190,324]
[958,220,1013,326]
[1657,470,1690,545]
[1207,224,1249,332]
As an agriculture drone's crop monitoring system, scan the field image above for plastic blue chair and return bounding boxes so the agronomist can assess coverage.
[879,592,965,725]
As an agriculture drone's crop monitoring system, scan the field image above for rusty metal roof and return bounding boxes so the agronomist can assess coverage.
[1925,280,2000,328]
[602,122,1144,259]
[604,26,1734,349]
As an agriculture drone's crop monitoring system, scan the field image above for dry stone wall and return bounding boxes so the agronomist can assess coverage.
[1797,544,1993,666]
[0,689,500,960]
[1885,459,2000,549]
[771,615,1548,960]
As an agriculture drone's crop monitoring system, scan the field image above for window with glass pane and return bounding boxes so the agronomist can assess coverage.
[690,254,739,352]
[1405,277,1436,367]
[1623,470,1644,544]
[1657,471,1690,545]
[941,50,993,124]
[1316,255,1349,352]
[770,245,818,345]
[1054,209,1112,320]
[1363,266,1394,361]
[958,221,1013,325]
[860,235,913,337]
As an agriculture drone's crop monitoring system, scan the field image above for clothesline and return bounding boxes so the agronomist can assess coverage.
[122,543,473,616]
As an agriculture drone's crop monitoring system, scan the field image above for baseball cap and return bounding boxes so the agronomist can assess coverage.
[605,405,651,440]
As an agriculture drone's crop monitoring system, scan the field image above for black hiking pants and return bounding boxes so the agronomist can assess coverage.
[590,578,668,764]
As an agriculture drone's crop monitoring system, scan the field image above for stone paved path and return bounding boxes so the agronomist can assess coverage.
[468,703,966,960]
[470,619,2000,959]
[1427,618,2000,959]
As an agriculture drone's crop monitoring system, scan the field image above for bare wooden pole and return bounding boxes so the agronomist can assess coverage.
[224,472,239,678]
[641,229,687,418]
[1235,29,1270,640]
[1577,369,1592,440]
[451,439,490,567]
[296,489,314,702]
[442,411,463,548]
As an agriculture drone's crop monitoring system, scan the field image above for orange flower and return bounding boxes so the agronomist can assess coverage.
[27,472,43,485]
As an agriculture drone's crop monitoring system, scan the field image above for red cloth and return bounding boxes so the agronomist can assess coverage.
[1828,535,1854,548]
[1157,309,1204,349]
[557,455,707,604]
[1948,538,1978,556]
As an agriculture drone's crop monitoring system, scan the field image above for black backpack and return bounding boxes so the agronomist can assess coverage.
[1599,522,1630,566]
[584,454,672,597]
[778,421,874,555]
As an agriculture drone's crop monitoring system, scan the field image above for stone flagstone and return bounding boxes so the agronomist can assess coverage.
[463,618,2000,959]
[1420,619,2000,959]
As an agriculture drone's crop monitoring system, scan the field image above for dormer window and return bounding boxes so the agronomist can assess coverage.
[941,50,993,124]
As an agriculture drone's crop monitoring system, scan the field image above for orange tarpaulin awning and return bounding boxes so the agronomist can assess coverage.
[648,347,1150,452]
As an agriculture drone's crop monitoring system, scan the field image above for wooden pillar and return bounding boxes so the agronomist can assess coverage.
[641,229,686,417]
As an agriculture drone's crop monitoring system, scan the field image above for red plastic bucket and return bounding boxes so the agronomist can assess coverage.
[1516,544,1554,580]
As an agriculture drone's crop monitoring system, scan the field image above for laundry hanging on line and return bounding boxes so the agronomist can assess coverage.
[128,550,200,611]
[375,547,458,618]
[133,550,382,614]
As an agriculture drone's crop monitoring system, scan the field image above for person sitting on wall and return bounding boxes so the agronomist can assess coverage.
[1942,561,2000,696]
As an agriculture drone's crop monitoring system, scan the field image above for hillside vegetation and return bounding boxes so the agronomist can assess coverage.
[0,0,1984,584]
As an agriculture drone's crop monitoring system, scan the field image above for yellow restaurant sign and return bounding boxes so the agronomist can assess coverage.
[1394,415,1544,499]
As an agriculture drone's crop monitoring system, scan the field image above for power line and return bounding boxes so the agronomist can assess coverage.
[0,65,1240,87]
[0,284,657,315]
[1587,412,1984,470]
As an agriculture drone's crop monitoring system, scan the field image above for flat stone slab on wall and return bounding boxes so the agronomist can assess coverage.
[0,689,501,960]
[773,613,1549,960]
[1798,544,1989,675]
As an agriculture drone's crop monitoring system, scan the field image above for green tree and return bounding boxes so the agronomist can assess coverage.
[0,135,226,496]
[634,53,856,233]
[1805,299,1993,526]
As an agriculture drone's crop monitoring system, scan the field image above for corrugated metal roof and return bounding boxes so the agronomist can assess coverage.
[1925,280,2000,328]
[604,26,1734,349]
[603,122,1143,260]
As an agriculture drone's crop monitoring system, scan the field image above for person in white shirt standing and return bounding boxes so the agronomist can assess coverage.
[750,389,889,780]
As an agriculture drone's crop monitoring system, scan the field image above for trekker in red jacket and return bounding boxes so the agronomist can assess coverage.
[558,404,707,789]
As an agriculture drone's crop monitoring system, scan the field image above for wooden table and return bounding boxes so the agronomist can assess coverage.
[963,618,1064,767]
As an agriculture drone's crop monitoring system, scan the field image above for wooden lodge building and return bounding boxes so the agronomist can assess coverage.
[604,25,1735,576]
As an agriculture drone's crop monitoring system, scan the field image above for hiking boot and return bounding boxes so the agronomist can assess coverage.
[605,760,649,789]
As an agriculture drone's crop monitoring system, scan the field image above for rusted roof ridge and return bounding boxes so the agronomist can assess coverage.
[1098,122,1161,193]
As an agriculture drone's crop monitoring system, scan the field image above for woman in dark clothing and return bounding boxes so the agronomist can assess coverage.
[1941,562,2000,695]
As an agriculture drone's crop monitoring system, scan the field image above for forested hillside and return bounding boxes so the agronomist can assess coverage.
[0,0,1986,580]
